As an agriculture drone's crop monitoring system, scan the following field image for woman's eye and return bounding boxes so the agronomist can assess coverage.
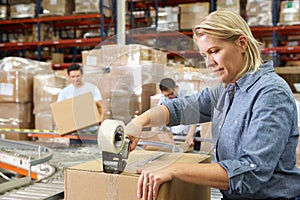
[211,49,219,54]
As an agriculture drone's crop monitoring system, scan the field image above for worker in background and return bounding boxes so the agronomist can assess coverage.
[57,63,104,143]
[151,78,200,150]
[125,10,300,199]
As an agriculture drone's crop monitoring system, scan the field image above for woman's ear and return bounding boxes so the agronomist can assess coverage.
[237,35,248,53]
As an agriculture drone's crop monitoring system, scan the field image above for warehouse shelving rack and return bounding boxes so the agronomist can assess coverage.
[0,0,300,69]
[0,0,114,68]
[125,0,300,92]
[127,0,300,67]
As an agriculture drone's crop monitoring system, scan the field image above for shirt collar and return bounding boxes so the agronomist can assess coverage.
[236,60,274,93]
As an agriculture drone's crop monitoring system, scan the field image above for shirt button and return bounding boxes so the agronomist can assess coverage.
[219,126,221,129]
[250,163,256,168]
[234,120,237,124]
[214,149,216,153]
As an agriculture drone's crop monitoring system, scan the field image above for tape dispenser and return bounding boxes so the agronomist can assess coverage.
[98,119,130,174]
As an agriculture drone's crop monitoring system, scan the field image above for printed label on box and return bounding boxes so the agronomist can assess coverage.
[0,83,13,96]
[50,0,57,5]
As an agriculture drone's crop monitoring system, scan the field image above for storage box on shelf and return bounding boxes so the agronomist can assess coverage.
[41,0,75,16]
[0,5,8,19]
[179,2,210,30]
[155,6,179,31]
[74,0,113,17]
[7,0,36,4]
[279,0,300,25]
[217,0,246,16]
[246,0,273,26]
[10,3,36,19]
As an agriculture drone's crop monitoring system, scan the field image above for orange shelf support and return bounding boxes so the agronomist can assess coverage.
[0,162,38,180]
[0,14,102,26]
[27,133,97,141]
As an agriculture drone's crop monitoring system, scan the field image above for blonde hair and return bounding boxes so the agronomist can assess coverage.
[193,10,263,77]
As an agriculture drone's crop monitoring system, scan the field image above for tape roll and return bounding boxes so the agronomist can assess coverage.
[98,119,126,153]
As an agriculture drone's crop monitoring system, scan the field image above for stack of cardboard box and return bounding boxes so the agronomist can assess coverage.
[33,74,67,130]
[0,57,51,139]
[81,44,166,124]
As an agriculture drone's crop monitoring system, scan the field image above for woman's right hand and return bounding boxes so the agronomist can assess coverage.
[124,120,142,151]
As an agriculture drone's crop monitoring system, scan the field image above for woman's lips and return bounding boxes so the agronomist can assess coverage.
[213,68,224,75]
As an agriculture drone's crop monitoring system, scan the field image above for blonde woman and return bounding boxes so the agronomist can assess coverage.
[125,10,300,199]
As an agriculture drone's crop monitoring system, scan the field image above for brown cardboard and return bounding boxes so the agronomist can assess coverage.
[0,5,7,19]
[52,53,64,64]
[10,3,35,18]
[34,112,55,130]
[74,0,112,17]
[33,74,67,114]
[179,2,209,13]
[32,24,53,42]
[42,0,75,15]
[1,131,30,140]
[65,150,211,200]
[0,70,33,102]
[50,93,100,135]
[0,102,33,125]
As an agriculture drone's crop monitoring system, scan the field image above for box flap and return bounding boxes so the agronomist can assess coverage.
[68,150,211,176]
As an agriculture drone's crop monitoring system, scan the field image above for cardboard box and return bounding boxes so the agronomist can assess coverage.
[33,74,67,114]
[0,70,33,102]
[74,0,113,17]
[50,93,100,135]
[10,3,35,18]
[0,5,7,19]
[65,150,211,200]
[52,53,64,64]
[42,0,75,15]
[0,131,30,140]
[34,112,55,130]
[0,102,33,125]
[179,2,210,13]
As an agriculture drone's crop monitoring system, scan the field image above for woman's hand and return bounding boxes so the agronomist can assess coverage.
[126,135,139,152]
[124,120,142,151]
[137,165,175,200]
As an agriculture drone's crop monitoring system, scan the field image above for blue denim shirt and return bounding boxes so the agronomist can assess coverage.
[163,61,300,199]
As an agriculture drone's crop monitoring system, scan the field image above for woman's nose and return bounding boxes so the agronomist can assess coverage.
[205,55,214,68]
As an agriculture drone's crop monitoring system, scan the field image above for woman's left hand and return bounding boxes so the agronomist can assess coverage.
[137,166,174,200]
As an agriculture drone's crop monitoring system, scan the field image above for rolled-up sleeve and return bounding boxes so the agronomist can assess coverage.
[163,88,213,126]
